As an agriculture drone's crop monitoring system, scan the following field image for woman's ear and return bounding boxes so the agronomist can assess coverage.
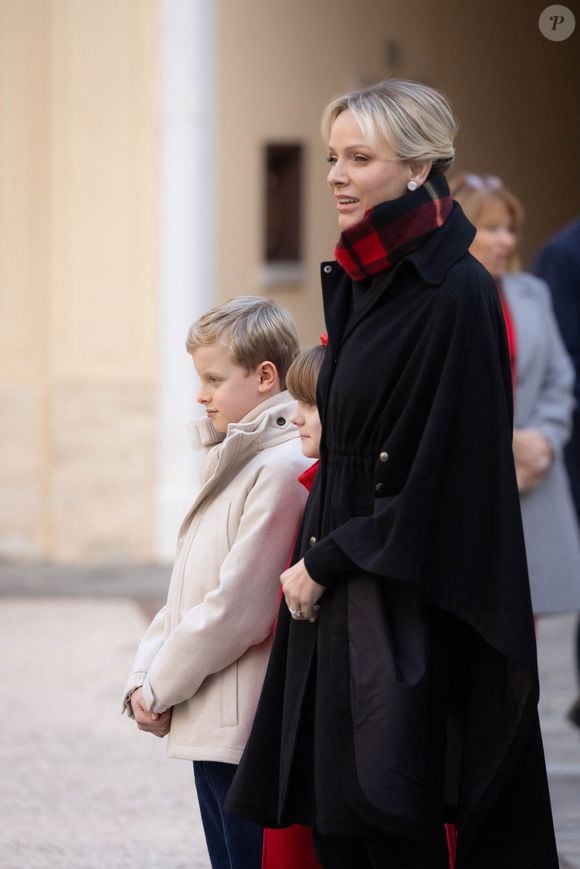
[408,160,432,189]
[256,361,279,392]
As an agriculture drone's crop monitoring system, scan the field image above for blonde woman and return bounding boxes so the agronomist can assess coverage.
[228,82,557,868]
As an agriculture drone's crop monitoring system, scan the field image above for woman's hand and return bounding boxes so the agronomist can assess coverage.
[513,428,553,493]
[281,559,326,623]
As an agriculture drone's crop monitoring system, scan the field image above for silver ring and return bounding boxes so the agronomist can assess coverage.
[290,608,303,619]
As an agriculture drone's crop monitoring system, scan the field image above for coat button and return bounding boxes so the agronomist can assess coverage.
[375,482,385,493]
[323,264,332,274]
[379,451,389,462]
[309,536,317,545]
[276,417,286,426]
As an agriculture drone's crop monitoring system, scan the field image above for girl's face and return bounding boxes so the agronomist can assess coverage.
[291,401,322,459]
[326,109,411,230]
[470,199,517,279]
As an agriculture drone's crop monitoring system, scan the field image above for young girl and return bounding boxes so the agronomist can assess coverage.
[288,342,325,463]
[261,340,326,869]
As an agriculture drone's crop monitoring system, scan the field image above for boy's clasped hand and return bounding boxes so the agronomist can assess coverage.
[130,687,172,738]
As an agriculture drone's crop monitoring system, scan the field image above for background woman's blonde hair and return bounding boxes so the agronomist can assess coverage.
[450,173,525,271]
[321,78,458,175]
[185,296,299,388]
[286,344,326,405]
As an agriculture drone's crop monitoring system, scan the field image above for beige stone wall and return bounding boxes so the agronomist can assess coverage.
[1,0,576,563]
[216,0,396,346]
[0,0,159,561]
[374,0,579,268]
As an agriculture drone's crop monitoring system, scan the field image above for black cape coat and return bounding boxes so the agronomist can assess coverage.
[227,204,557,868]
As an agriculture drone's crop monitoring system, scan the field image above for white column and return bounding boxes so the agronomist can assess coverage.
[156,0,217,560]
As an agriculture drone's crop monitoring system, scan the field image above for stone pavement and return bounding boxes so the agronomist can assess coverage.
[538,614,580,868]
[0,565,579,867]
[0,565,209,869]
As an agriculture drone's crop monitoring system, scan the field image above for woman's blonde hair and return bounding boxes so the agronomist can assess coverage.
[185,296,299,388]
[321,78,458,175]
[286,344,326,405]
[450,173,525,271]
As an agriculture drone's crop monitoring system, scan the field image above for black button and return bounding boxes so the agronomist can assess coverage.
[375,482,385,493]
[276,417,286,426]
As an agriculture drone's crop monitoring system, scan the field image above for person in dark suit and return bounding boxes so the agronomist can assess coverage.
[534,218,580,726]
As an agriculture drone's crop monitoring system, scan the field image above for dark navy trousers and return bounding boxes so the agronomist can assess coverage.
[193,761,262,869]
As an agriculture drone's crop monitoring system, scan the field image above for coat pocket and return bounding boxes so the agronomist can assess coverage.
[348,575,429,822]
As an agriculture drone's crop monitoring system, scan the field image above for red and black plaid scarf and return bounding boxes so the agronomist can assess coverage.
[335,173,453,281]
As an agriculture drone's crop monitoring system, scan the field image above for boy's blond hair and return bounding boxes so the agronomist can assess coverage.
[286,344,326,405]
[185,296,299,388]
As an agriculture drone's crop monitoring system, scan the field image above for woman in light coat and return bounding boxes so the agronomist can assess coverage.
[451,173,580,615]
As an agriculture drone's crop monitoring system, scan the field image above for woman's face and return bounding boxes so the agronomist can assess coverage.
[326,109,411,230]
[470,199,517,279]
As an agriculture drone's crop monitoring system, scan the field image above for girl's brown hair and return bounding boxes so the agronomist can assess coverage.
[286,344,326,405]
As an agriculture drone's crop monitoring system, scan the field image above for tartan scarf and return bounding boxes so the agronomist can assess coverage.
[334,173,453,281]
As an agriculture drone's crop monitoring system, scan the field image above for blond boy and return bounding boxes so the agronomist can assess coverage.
[123,297,310,869]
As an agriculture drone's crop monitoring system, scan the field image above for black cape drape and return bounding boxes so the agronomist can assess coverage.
[227,204,557,868]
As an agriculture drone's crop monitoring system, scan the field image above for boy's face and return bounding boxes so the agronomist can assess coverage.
[290,401,322,459]
[192,343,264,433]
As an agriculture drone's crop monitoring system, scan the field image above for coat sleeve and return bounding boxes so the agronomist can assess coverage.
[521,281,575,454]
[121,604,170,715]
[140,462,308,714]
[121,422,213,715]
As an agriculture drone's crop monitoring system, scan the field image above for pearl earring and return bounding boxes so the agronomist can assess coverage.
[407,180,418,191]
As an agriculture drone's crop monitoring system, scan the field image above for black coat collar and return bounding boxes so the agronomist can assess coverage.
[404,201,475,285]
[320,203,476,350]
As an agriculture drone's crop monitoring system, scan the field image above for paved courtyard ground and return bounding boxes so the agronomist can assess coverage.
[0,565,578,868]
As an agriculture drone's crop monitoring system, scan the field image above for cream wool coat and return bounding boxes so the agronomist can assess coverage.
[123,392,310,763]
